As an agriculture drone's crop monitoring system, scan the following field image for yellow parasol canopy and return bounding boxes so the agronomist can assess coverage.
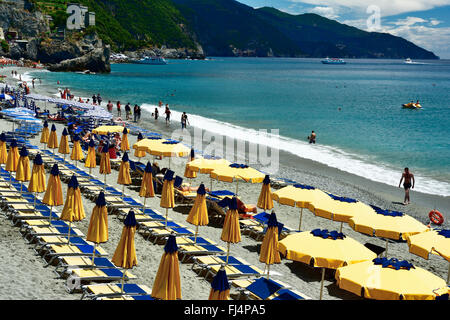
[186,183,209,243]
[60,175,85,244]
[70,135,84,161]
[42,164,64,207]
[221,197,241,264]
[133,133,146,159]
[335,257,449,300]
[86,191,108,244]
[84,139,97,169]
[16,147,31,183]
[133,137,190,158]
[257,175,273,210]
[120,127,130,152]
[152,235,182,300]
[259,211,281,279]
[140,161,155,198]
[186,157,231,174]
[160,170,176,226]
[99,143,111,185]
[117,152,132,186]
[92,125,129,135]
[208,267,230,300]
[0,136,7,164]
[5,139,20,173]
[58,128,70,156]
[47,124,59,150]
[40,121,49,144]
[112,210,138,269]
[28,154,46,194]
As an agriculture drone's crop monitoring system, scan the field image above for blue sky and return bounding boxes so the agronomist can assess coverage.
[238,0,450,58]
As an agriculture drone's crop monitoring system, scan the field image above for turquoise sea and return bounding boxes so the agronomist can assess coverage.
[29,58,450,196]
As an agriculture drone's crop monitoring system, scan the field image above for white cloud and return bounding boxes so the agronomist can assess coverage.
[308,6,339,19]
[429,18,442,26]
[288,0,450,17]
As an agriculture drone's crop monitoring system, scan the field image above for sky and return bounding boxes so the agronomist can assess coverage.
[238,0,450,58]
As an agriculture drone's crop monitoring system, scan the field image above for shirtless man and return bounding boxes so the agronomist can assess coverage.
[308,131,316,144]
[399,167,415,205]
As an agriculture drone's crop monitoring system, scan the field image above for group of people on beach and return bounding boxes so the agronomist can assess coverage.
[106,101,142,122]
[152,100,190,130]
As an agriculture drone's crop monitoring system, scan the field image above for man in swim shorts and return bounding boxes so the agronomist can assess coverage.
[399,167,414,205]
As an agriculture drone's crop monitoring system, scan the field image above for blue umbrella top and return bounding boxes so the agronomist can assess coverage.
[267,211,279,228]
[263,175,270,185]
[43,120,48,128]
[122,127,128,134]
[164,235,178,254]
[73,134,81,142]
[19,146,28,157]
[95,191,107,207]
[88,139,95,148]
[163,169,175,181]
[144,161,152,173]
[62,128,68,136]
[33,153,43,165]
[51,124,56,132]
[68,174,79,189]
[137,132,143,140]
[10,139,18,148]
[122,152,129,163]
[211,267,230,292]
[124,210,137,228]
[101,142,109,153]
[197,183,206,195]
[50,163,59,176]
[373,257,415,270]
[0,132,5,142]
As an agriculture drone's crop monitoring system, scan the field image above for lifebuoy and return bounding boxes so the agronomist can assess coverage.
[429,210,444,225]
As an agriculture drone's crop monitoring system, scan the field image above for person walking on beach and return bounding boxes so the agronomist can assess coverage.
[125,103,131,120]
[97,94,102,106]
[181,112,189,130]
[107,101,113,113]
[92,94,97,105]
[133,104,139,122]
[308,131,316,144]
[116,101,121,117]
[165,105,171,125]
[399,167,415,205]
[154,107,159,120]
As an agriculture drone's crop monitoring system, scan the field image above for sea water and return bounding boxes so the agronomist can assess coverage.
[29,58,450,196]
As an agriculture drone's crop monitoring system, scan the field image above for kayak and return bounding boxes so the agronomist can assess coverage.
[402,103,422,109]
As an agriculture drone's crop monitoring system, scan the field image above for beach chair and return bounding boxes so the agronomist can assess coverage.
[177,244,227,263]
[175,236,217,246]
[206,264,264,281]
[33,234,90,253]
[142,226,195,245]
[65,268,137,293]
[11,207,61,226]
[191,255,249,275]
[22,225,84,243]
[267,288,311,300]
[41,243,108,267]
[55,257,116,277]
[231,277,289,300]
[96,294,155,300]
[81,283,152,300]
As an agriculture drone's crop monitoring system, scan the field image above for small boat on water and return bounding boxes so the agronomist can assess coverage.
[402,102,422,109]
[321,57,346,65]
[132,56,168,65]
[404,58,413,64]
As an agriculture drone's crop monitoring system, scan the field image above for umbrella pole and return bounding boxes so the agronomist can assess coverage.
[142,197,147,212]
[67,221,72,244]
[49,205,53,224]
[339,222,343,233]
[226,242,230,265]
[194,225,198,243]
[319,268,325,300]
[266,264,270,279]
[122,184,125,199]
[299,208,303,231]
[169,157,171,169]
[121,270,126,293]
[91,243,97,266]
[236,180,239,196]
[165,208,168,227]
[385,239,389,257]
[33,192,37,209]
[20,182,23,194]
[210,177,213,192]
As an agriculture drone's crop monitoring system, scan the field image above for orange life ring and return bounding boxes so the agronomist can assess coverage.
[429,210,444,225]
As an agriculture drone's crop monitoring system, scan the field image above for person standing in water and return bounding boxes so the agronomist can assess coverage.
[308,131,316,144]
[181,112,189,130]
[154,107,159,120]
[116,101,121,117]
[165,105,171,125]
[399,167,415,205]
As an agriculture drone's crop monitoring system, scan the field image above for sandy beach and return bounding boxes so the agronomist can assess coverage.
[0,65,449,300]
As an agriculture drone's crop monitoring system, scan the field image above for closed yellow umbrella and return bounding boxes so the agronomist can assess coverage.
[208,266,230,300]
[278,229,377,299]
[99,142,111,185]
[42,164,64,224]
[257,175,273,211]
[117,152,131,198]
[86,191,108,265]
[28,153,46,208]
[186,183,208,243]
[139,161,155,212]
[84,139,96,175]
[210,163,265,196]
[60,175,85,244]
[16,146,31,193]
[0,133,8,165]
[40,120,49,148]
[92,125,128,135]
[272,184,330,231]
[120,127,130,152]
[133,132,146,160]
[406,229,450,283]
[58,128,70,161]
[70,134,83,167]
[335,257,449,300]
[349,206,429,256]
[221,197,241,264]
[160,169,175,227]
[6,139,20,184]
[259,211,281,279]
[152,235,182,300]
[112,210,138,293]
[47,124,58,154]
[184,148,197,179]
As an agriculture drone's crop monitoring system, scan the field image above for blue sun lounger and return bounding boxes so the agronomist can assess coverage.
[81,283,153,300]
